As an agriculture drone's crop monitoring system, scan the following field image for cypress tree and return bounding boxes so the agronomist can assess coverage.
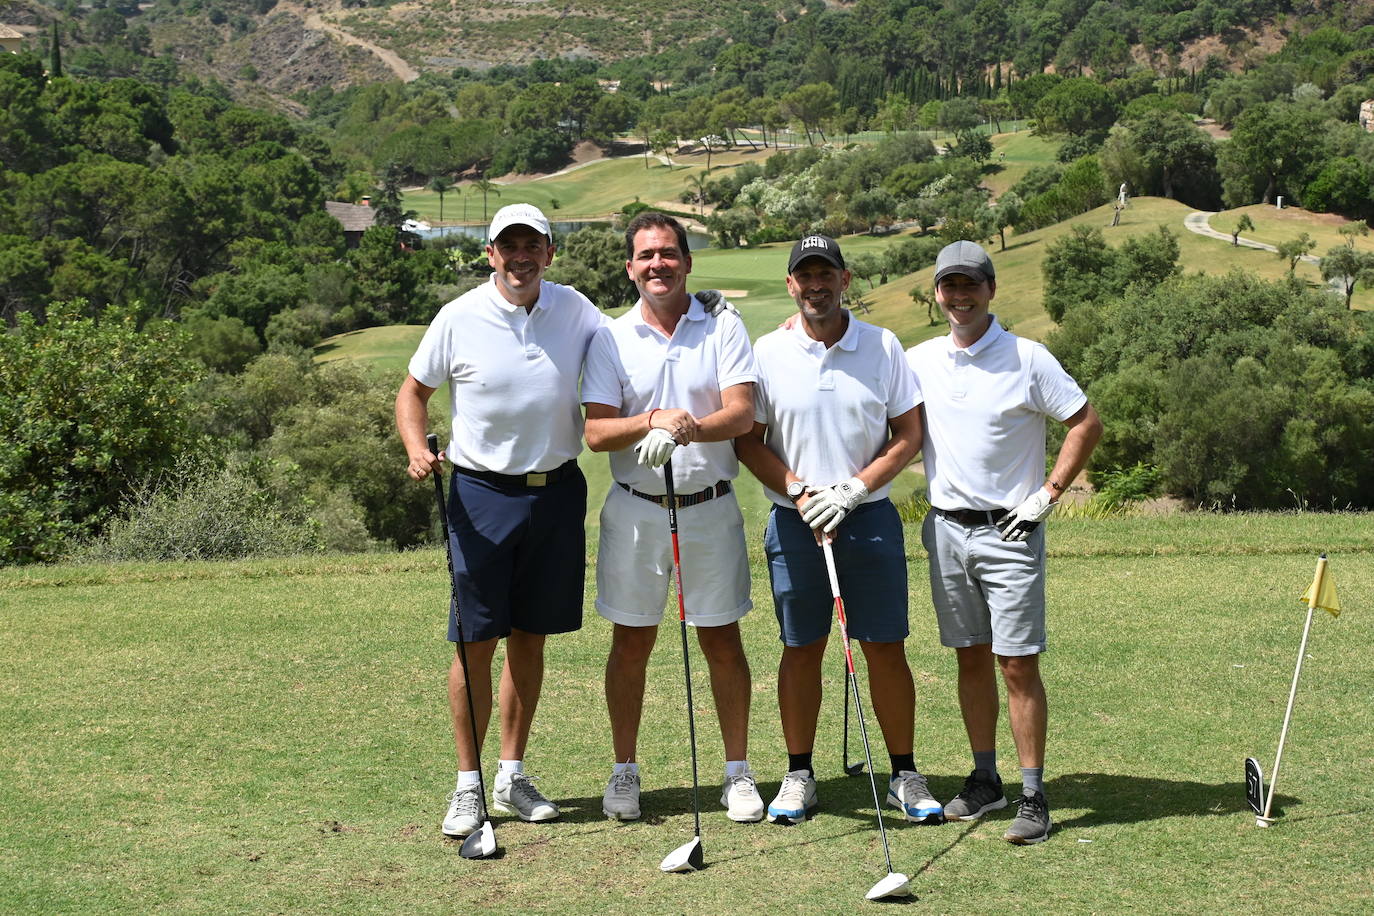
[50,21,62,78]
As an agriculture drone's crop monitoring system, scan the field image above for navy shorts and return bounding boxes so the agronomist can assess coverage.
[445,465,587,643]
[764,499,909,647]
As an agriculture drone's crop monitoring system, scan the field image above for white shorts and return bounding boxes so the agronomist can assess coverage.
[595,483,752,628]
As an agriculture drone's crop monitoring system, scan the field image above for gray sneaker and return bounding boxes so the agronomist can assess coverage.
[442,784,482,837]
[767,769,818,824]
[603,769,641,821]
[720,770,765,822]
[1004,790,1052,844]
[491,772,559,822]
[943,768,1009,821]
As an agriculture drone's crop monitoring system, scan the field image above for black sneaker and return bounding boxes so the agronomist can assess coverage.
[943,768,1008,821]
[1004,790,1052,844]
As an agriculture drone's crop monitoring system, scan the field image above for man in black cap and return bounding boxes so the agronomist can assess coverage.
[736,234,942,825]
[905,240,1101,844]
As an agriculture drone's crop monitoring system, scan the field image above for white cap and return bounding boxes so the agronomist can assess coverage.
[488,203,551,242]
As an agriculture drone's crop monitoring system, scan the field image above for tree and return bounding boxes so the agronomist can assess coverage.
[1218,102,1326,207]
[849,252,882,290]
[1319,245,1374,308]
[781,83,838,146]
[1276,233,1316,275]
[1230,214,1254,246]
[469,178,500,223]
[704,206,758,249]
[0,302,199,563]
[427,175,453,222]
[1033,77,1116,137]
[683,172,710,216]
[991,192,1023,251]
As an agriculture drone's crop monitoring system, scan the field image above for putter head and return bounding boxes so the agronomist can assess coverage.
[659,836,705,873]
[459,821,498,860]
[865,872,912,901]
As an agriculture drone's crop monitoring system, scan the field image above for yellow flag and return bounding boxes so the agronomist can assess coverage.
[1300,555,1341,618]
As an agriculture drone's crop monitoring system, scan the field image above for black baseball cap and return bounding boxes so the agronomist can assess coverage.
[787,234,846,273]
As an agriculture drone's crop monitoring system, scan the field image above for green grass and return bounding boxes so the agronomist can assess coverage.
[3,513,1372,914]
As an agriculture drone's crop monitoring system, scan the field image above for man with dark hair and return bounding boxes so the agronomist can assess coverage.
[583,212,763,824]
[906,240,1102,845]
[736,234,941,826]
[396,203,606,839]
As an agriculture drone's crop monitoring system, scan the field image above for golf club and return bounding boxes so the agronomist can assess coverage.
[427,433,498,860]
[658,458,706,874]
[822,538,911,902]
[842,655,864,776]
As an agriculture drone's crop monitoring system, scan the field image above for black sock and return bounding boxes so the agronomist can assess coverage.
[788,752,814,776]
[889,753,915,782]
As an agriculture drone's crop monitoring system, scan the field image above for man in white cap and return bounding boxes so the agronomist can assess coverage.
[582,212,764,824]
[735,233,942,826]
[906,240,1101,844]
[396,203,607,839]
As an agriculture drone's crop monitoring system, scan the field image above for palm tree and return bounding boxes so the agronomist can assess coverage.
[470,178,501,224]
[428,176,454,222]
[683,173,709,217]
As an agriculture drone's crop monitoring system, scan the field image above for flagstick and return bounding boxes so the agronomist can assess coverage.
[1258,555,1326,826]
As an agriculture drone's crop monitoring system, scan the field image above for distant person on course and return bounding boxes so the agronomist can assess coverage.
[735,234,943,826]
[905,240,1102,845]
[395,203,606,840]
[581,212,765,824]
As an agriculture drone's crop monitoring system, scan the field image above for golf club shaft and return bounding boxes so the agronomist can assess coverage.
[823,539,894,874]
[428,434,492,822]
[664,459,702,840]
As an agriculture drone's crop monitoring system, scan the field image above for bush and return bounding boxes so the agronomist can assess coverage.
[74,456,325,562]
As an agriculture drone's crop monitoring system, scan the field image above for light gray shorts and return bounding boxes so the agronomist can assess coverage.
[920,509,1047,656]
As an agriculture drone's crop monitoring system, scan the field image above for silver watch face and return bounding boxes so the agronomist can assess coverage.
[787,482,806,499]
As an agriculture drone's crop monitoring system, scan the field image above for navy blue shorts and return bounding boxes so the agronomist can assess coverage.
[764,499,909,647]
[445,466,587,643]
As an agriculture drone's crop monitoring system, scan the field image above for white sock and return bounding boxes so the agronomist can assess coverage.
[498,759,523,776]
[613,761,639,776]
[457,770,480,788]
[725,759,749,778]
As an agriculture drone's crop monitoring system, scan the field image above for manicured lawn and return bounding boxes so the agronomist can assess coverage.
[4,513,1371,914]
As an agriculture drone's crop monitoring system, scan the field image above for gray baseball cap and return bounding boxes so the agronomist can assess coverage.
[488,203,552,242]
[788,234,846,273]
[934,240,995,285]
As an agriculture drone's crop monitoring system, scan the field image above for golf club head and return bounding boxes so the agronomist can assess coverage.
[658,836,705,873]
[1244,757,1265,817]
[865,872,912,901]
[459,821,498,860]
[845,760,865,776]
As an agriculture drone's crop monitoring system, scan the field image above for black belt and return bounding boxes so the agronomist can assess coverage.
[937,507,1005,527]
[619,480,730,509]
[455,459,577,488]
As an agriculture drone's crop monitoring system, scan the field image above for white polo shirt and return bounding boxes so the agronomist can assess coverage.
[408,276,607,475]
[581,295,757,494]
[905,316,1086,511]
[752,315,920,509]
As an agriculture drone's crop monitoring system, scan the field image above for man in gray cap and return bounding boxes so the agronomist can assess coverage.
[905,240,1101,844]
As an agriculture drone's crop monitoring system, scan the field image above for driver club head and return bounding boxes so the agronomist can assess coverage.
[658,836,705,873]
[844,760,865,776]
[865,871,913,901]
[459,821,498,860]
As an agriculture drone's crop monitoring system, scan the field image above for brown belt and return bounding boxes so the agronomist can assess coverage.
[619,480,731,509]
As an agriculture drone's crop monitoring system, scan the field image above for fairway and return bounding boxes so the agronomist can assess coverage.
[3,514,1371,914]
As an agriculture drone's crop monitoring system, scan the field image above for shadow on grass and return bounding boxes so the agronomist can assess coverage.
[1046,772,1295,828]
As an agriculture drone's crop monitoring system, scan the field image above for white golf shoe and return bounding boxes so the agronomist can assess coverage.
[767,769,818,824]
[720,770,765,822]
[442,784,483,837]
[602,769,642,820]
[491,772,559,822]
[888,769,945,824]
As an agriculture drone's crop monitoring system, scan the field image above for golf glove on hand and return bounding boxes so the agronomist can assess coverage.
[801,477,868,533]
[996,488,1055,541]
[634,427,677,469]
[695,289,738,316]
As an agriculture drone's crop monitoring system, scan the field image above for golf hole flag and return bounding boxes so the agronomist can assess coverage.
[1247,554,1343,827]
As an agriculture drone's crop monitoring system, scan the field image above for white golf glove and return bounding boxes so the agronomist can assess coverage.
[695,289,738,316]
[996,488,1055,541]
[801,477,869,533]
[634,427,677,469]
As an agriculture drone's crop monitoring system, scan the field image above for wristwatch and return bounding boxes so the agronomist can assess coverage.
[786,481,810,503]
